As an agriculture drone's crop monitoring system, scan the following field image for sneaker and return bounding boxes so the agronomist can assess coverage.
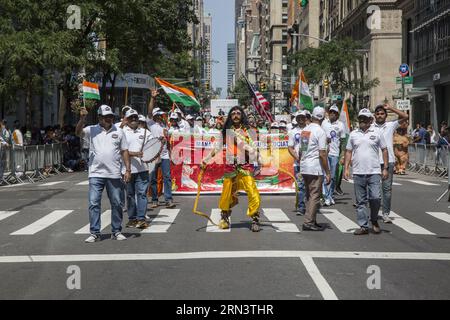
[126,219,138,228]
[353,228,369,235]
[135,220,149,229]
[335,188,344,196]
[302,223,324,232]
[111,232,127,241]
[151,201,159,209]
[145,214,151,220]
[295,209,306,216]
[331,198,336,205]
[85,234,100,243]
[251,216,261,232]
[372,222,381,234]
[165,201,176,209]
[324,199,331,207]
[382,214,393,224]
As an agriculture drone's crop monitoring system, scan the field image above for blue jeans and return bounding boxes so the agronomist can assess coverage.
[150,159,172,202]
[127,171,150,221]
[381,163,394,215]
[353,174,381,229]
[88,178,124,234]
[294,165,306,213]
[323,155,339,202]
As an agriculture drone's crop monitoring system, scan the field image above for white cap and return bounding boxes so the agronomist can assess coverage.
[169,112,179,120]
[271,122,279,128]
[152,108,165,117]
[292,119,298,125]
[138,115,146,122]
[358,108,373,118]
[196,116,203,121]
[122,105,131,112]
[329,105,340,113]
[125,109,138,119]
[98,105,114,116]
[312,107,325,120]
[209,118,215,126]
[186,115,195,121]
[279,122,287,128]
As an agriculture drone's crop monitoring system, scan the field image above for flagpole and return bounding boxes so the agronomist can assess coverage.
[299,68,302,110]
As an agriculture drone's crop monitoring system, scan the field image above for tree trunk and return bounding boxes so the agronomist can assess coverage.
[58,87,66,127]
[25,83,32,129]
[109,73,117,107]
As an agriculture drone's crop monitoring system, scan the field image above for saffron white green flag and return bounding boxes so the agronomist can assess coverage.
[82,81,100,100]
[156,77,201,111]
[339,95,351,136]
[300,70,314,112]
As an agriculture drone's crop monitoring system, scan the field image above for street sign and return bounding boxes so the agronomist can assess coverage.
[396,77,413,85]
[332,95,342,101]
[395,99,411,111]
[399,64,409,77]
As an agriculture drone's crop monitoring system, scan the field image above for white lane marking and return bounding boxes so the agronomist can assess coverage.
[38,182,65,187]
[383,211,435,235]
[1,251,450,264]
[11,210,74,235]
[0,211,20,222]
[408,180,439,186]
[74,210,112,234]
[320,209,359,233]
[206,209,231,232]
[1,183,31,188]
[141,209,180,233]
[426,212,450,224]
[76,180,89,186]
[262,208,300,233]
[300,256,338,300]
[346,179,401,186]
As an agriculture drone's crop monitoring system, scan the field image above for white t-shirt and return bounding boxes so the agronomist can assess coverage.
[299,123,328,176]
[373,120,400,164]
[122,126,153,174]
[13,129,23,146]
[288,127,304,167]
[346,128,388,175]
[146,118,170,160]
[83,124,129,179]
[322,119,345,157]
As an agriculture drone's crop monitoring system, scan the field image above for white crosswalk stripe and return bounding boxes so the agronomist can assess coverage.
[0,211,20,222]
[346,179,402,186]
[74,210,112,234]
[262,208,300,232]
[76,180,90,186]
[206,209,231,232]
[11,210,74,235]
[382,211,435,235]
[426,212,450,224]
[141,209,180,233]
[38,182,65,187]
[320,209,359,233]
[408,180,439,186]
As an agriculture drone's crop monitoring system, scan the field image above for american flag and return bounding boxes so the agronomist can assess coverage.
[243,76,274,122]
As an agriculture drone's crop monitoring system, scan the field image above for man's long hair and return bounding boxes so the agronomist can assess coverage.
[222,106,249,139]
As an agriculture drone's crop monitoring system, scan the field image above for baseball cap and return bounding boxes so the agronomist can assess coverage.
[271,122,279,128]
[169,112,179,120]
[152,108,165,117]
[358,108,373,118]
[186,115,195,121]
[125,109,138,119]
[138,115,146,122]
[329,105,340,113]
[122,105,131,113]
[279,122,287,128]
[312,107,325,120]
[374,104,387,113]
[196,116,203,121]
[292,119,298,125]
[98,105,114,116]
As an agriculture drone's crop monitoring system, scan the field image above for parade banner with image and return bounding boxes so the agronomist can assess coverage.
[168,132,296,194]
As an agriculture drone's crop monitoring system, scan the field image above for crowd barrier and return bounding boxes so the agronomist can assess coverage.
[0,143,68,185]
[408,144,449,178]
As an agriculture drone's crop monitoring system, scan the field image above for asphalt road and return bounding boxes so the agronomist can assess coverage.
[0,171,449,300]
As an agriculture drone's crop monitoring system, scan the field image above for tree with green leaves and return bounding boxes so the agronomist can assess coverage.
[230,77,252,106]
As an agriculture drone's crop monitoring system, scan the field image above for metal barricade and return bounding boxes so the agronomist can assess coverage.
[11,145,26,184]
[408,143,448,177]
[23,145,38,182]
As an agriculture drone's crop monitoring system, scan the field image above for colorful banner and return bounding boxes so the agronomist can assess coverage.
[168,132,296,194]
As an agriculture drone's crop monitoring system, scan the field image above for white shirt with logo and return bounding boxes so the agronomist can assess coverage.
[322,119,345,157]
[288,127,304,167]
[83,124,129,179]
[346,128,388,175]
[373,120,400,164]
[122,126,153,174]
[146,118,170,160]
[299,123,328,176]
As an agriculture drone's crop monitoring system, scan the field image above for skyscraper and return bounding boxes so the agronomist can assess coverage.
[227,43,236,94]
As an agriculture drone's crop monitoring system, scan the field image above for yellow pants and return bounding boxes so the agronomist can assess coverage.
[219,173,260,218]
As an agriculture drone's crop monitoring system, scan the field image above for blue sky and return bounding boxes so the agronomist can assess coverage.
[204,0,234,98]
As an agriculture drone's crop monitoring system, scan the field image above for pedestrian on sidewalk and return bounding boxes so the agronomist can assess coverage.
[76,105,131,243]
[373,103,409,223]
[344,109,389,235]
[299,107,331,231]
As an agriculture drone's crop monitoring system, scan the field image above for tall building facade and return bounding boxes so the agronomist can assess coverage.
[227,43,236,94]
[203,14,212,88]
[397,0,450,129]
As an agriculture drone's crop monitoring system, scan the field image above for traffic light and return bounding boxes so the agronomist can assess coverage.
[323,79,330,90]
[260,82,267,92]
[205,81,210,91]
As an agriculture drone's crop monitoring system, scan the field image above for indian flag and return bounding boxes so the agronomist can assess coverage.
[155,78,201,111]
[299,70,314,112]
[82,81,100,100]
[339,95,351,136]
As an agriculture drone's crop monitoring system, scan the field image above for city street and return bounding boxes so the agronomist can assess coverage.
[0,171,449,300]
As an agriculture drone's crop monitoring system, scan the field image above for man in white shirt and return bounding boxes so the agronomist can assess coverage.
[76,105,131,243]
[345,108,389,235]
[288,111,309,215]
[116,106,131,128]
[299,107,331,231]
[321,105,346,206]
[122,109,153,230]
[12,121,23,146]
[373,103,409,223]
